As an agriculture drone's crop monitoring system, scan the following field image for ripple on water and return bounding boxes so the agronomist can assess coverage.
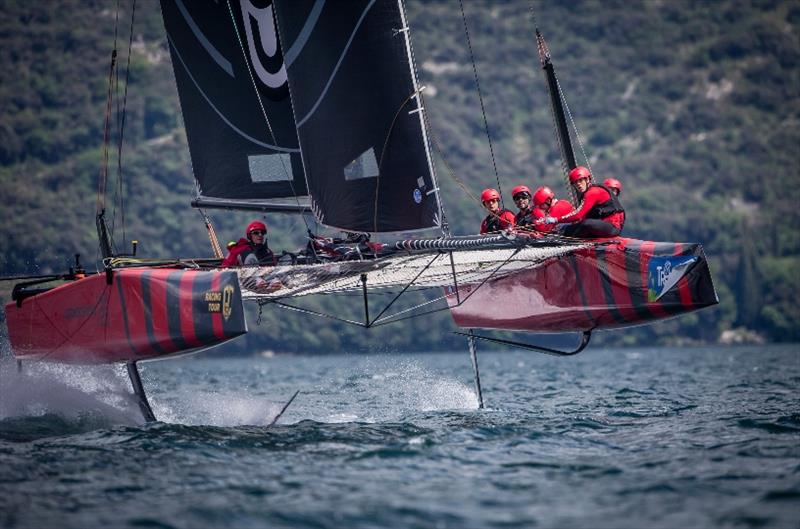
[1,347,798,529]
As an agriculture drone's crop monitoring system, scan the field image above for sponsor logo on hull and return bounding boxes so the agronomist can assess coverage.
[648,256,697,302]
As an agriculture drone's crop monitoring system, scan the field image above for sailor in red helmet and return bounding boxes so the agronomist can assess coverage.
[531,186,573,233]
[511,185,535,227]
[603,177,622,197]
[538,166,625,238]
[479,188,516,234]
[221,220,277,267]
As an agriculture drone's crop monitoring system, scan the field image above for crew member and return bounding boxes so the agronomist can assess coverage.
[511,185,534,228]
[603,177,622,197]
[479,188,516,234]
[531,186,573,233]
[538,166,625,238]
[221,220,277,267]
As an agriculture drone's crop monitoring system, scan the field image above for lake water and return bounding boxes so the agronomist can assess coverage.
[0,344,798,528]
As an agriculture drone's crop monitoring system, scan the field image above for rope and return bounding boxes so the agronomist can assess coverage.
[425,121,511,231]
[97,1,121,215]
[555,74,593,184]
[111,0,137,252]
[199,209,224,258]
[459,0,504,208]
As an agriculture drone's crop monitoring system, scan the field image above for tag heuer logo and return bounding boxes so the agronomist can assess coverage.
[222,285,234,321]
[648,256,697,302]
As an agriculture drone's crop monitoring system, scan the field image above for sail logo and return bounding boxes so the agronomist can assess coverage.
[204,285,236,320]
[647,256,697,302]
[240,0,288,92]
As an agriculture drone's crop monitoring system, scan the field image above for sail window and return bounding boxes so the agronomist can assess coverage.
[343,148,379,181]
[248,153,293,182]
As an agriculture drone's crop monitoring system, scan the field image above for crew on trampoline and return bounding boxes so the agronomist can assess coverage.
[222,220,277,267]
[603,177,622,197]
[530,186,573,233]
[537,166,625,238]
[479,188,516,234]
[511,185,535,228]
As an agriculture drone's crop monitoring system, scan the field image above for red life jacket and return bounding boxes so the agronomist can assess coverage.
[221,238,276,267]
[586,184,625,225]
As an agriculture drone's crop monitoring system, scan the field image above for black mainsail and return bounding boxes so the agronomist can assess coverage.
[273,0,442,233]
[160,0,308,210]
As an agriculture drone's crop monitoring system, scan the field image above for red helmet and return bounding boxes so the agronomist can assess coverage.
[511,185,531,199]
[480,188,500,203]
[533,186,555,207]
[568,166,592,183]
[603,177,622,194]
[246,220,267,237]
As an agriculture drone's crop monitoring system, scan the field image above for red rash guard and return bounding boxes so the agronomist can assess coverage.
[221,238,276,267]
[480,209,516,234]
[557,186,625,230]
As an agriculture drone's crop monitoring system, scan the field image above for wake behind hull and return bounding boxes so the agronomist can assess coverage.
[6,268,246,364]
[446,238,718,333]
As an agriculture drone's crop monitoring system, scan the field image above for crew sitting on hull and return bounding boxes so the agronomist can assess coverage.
[222,220,277,267]
[480,188,516,234]
[537,166,625,238]
[603,177,622,197]
[511,185,535,228]
[531,186,573,233]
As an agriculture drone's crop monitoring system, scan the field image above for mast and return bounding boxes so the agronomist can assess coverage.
[536,29,576,174]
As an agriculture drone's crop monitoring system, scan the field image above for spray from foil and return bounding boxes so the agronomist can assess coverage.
[0,354,142,425]
[301,356,481,424]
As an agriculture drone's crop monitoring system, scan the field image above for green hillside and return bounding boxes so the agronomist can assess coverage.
[0,0,798,353]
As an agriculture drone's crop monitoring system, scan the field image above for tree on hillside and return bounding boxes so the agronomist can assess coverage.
[734,225,761,329]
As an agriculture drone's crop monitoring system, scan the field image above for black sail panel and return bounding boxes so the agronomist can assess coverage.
[160,0,307,203]
[274,0,441,233]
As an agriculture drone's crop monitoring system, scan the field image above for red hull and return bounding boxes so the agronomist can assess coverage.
[6,268,246,364]
[446,238,718,332]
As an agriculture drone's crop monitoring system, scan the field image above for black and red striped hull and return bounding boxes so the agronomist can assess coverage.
[446,238,718,332]
[6,268,246,364]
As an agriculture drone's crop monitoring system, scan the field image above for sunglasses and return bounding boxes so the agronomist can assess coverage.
[513,194,530,201]
[250,230,266,236]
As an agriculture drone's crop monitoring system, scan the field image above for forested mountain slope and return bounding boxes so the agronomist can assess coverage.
[0,0,797,352]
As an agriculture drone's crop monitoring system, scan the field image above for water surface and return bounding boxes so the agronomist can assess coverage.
[1,345,798,528]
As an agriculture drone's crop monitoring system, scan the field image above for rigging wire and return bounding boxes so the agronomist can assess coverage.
[97,0,121,217]
[459,0,504,208]
[425,123,511,231]
[110,0,137,251]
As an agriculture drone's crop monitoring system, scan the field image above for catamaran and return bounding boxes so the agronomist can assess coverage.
[4,0,718,421]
